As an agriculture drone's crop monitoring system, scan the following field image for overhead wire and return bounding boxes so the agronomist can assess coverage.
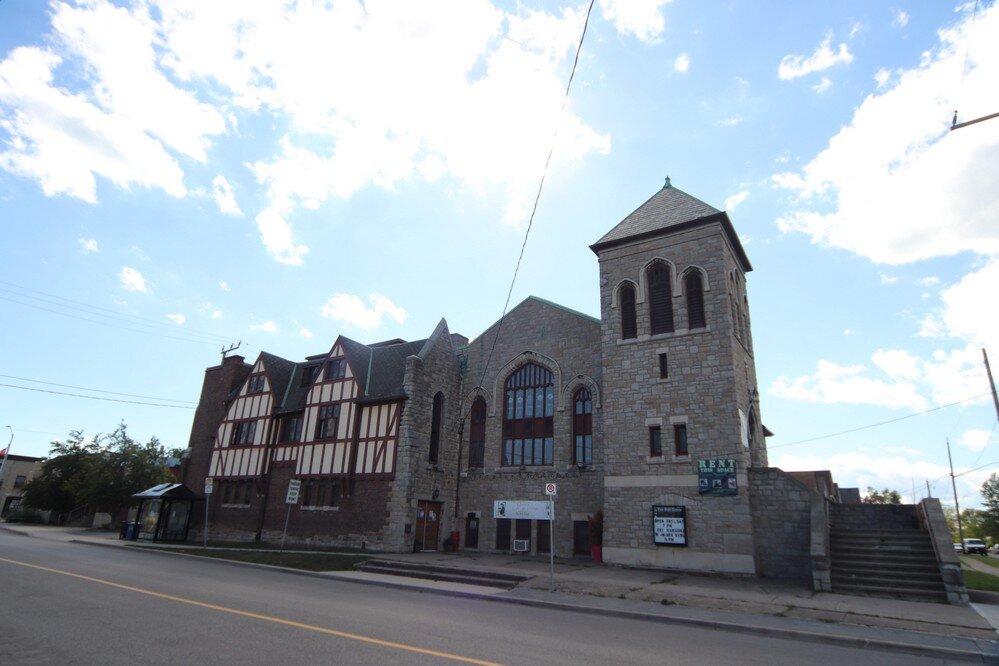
[0,373,196,405]
[0,382,195,409]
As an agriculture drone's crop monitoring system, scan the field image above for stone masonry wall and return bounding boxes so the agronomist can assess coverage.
[457,297,603,556]
[748,467,813,584]
[596,223,760,573]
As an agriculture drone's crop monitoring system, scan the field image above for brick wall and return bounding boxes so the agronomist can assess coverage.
[748,467,813,584]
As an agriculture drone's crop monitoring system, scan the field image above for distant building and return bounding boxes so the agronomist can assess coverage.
[0,454,44,518]
[839,487,862,504]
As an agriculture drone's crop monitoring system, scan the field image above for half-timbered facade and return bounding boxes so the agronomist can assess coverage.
[182,180,782,575]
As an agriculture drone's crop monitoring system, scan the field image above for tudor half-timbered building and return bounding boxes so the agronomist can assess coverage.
[181,180,787,577]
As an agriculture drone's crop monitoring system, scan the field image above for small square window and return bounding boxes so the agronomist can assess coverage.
[649,426,662,457]
[248,374,266,393]
[674,424,688,457]
[658,353,668,379]
[326,359,346,380]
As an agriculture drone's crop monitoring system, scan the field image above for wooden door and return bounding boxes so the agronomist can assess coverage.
[573,520,590,555]
[415,500,443,552]
[536,519,551,554]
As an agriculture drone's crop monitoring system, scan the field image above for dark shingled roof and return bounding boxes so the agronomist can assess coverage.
[590,180,752,271]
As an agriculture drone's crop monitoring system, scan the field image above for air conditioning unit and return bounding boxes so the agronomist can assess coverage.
[513,539,530,552]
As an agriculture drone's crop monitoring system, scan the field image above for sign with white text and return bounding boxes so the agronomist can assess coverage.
[493,500,552,520]
[286,478,302,505]
[698,458,738,496]
[653,505,687,547]
[204,479,214,495]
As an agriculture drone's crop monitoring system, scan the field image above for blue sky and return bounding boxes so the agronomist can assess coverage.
[1,1,997,508]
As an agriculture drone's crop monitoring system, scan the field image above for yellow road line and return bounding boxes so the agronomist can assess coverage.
[0,556,500,665]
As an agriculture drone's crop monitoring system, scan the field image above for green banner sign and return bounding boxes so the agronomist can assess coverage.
[698,458,737,496]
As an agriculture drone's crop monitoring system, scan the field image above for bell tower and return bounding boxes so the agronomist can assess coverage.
[590,178,766,573]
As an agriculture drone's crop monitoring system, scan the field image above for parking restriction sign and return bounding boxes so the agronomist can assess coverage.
[545,482,557,496]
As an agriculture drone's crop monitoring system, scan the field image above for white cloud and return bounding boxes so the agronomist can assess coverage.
[879,273,898,285]
[874,67,891,89]
[724,190,749,211]
[0,46,186,202]
[673,52,690,73]
[599,0,673,43]
[843,328,856,336]
[778,35,853,80]
[320,293,407,330]
[211,309,222,320]
[165,313,186,325]
[770,358,927,410]
[211,175,242,216]
[893,9,910,28]
[773,4,999,264]
[918,276,940,287]
[959,428,992,452]
[299,327,314,339]
[78,237,99,254]
[250,320,278,333]
[849,22,863,39]
[811,76,832,93]
[720,115,743,127]
[871,348,921,381]
[118,266,148,293]
[219,280,230,292]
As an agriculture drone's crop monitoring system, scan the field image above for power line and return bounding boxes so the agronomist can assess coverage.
[769,392,992,450]
[0,280,235,343]
[0,374,195,405]
[0,382,194,409]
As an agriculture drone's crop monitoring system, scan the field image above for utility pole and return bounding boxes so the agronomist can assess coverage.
[947,438,964,547]
[220,341,242,361]
[926,479,932,499]
[0,426,12,476]
[984,348,999,421]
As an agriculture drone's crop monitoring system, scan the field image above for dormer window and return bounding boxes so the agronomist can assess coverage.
[301,364,320,387]
[326,359,346,380]
[248,374,266,393]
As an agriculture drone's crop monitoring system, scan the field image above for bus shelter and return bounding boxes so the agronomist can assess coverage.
[125,483,199,542]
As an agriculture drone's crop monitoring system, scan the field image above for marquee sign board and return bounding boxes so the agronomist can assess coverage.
[653,505,687,547]
[493,500,552,520]
[698,458,738,496]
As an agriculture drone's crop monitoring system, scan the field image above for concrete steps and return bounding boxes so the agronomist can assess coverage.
[829,525,947,603]
[354,559,530,589]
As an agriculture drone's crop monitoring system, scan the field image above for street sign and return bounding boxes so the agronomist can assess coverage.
[545,482,557,496]
[493,500,551,520]
[204,479,214,495]
[286,478,302,504]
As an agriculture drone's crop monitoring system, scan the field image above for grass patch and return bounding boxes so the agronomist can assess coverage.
[961,567,999,592]
[964,554,999,570]
[140,547,370,571]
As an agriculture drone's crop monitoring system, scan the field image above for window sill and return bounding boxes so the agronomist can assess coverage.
[301,505,340,512]
[220,503,250,509]
[495,466,555,474]
[646,456,666,464]
[656,377,671,384]
[617,326,711,346]
[673,455,691,463]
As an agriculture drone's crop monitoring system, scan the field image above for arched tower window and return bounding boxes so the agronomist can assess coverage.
[684,270,706,330]
[619,283,637,340]
[572,387,593,465]
[747,408,757,450]
[468,396,486,469]
[502,363,554,466]
[729,274,741,342]
[647,262,674,335]
[428,392,444,465]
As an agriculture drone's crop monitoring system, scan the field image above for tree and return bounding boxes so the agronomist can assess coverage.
[862,487,902,504]
[981,473,999,539]
[22,423,173,518]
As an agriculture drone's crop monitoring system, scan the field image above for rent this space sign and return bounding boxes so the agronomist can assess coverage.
[698,458,737,496]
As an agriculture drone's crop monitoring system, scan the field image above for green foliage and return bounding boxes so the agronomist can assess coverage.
[981,473,999,540]
[861,487,902,504]
[5,508,44,523]
[21,422,173,517]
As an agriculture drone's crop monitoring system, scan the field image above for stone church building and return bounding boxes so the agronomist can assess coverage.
[181,180,793,578]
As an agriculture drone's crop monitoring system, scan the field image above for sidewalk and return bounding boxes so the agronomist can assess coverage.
[6,524,998,659]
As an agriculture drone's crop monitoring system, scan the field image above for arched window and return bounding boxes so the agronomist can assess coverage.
[647,262,674,335]
[468,396,486,469]
[729,275,741,341]
[503,363,554,466]
[742,295,751,347]
[747,409,757,449]
[619,283,637,340]
[428,392,444,465]
[684,270,706,330]
[572,387,593,465]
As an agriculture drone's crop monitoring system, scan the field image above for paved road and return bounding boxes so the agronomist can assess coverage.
[0,531,944,665]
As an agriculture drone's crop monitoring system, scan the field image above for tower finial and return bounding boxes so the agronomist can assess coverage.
[663,175,671,189]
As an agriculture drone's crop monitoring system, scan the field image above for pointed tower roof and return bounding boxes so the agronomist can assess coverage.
[590,178,751,271]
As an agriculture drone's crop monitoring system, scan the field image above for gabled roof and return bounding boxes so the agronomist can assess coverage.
[259,351,296,403]
[590,179,752,271]
[469,295,599,345]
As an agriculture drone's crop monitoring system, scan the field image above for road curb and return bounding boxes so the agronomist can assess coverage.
[65,538,995,662]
